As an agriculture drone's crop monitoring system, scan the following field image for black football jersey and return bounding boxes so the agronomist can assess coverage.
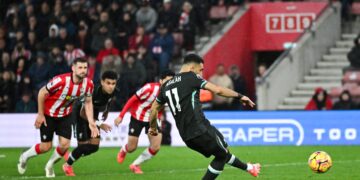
[91,85,114,120]
[156,72,211,141]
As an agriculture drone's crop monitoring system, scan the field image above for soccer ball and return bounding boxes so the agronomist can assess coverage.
[308,151,332,173]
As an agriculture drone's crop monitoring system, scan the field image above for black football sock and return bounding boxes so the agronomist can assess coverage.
[67,144,87,165]
[226,153,248,171]
[202,157,226,180]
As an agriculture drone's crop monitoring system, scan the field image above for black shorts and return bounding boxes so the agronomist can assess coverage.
[72,103,100,141]
[128,116,161,137]
[184,126,228,158]
[40,115,72,142]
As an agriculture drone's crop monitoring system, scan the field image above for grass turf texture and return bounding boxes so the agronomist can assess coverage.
[0,146,359,179]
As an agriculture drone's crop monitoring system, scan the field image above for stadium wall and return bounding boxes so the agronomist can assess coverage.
[201,2,328,100]
[256,3,341,110]
[202,9,254,98]
[1,111,359,147]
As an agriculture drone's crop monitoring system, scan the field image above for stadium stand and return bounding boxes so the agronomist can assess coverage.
[0,0,241,112]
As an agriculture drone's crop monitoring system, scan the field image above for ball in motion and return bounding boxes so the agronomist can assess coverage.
[308,151,332,173]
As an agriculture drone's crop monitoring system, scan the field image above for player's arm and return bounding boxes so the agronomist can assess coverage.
[204,82,255,108]
[114,95,138,126]
[97,100,113,133]
[34,86,49,128]
[149,100,165,136]
[84,96,100,137]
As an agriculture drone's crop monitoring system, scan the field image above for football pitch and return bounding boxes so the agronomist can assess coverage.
[1,146,360,180]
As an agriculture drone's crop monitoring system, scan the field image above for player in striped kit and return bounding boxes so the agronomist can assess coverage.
[17,58,99,178]
[114,70,175,174]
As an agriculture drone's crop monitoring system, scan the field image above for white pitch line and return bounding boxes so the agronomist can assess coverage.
[7,159,360,179]
[0,154,6,158]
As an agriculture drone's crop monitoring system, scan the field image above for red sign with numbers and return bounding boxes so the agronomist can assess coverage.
[267,13,315,33]
[251,2,327,51]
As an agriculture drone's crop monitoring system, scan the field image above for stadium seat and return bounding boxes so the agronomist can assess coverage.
[210,6,228,20]
[227,6,240,17]
[172,33,184,45]
[343,71,360,84]
[352,2,360,15]
[172,33,184,57]
[330,83,360,99]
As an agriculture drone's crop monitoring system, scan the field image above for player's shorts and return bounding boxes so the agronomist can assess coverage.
[72,102,100,142]
[184,126,228,158]
[128,116,161,137]
[40,115,72,142]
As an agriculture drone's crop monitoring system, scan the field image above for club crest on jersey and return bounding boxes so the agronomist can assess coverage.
[196,74,203,79]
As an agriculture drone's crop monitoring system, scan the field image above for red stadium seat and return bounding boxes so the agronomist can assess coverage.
[210,6,228,20]
[343,71,360,84]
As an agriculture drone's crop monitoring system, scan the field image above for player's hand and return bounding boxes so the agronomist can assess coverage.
[114,117,123,127]
[89,122,100,138]
[100,123,112,133]
[148,127,158,136]
[240,96,256,108]
[34,114,46,129]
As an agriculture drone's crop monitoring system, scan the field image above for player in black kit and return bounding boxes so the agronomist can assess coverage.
[149,54,261,179]
[62,71,118,176]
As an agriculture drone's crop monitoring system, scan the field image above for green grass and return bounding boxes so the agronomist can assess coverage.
[1,146,360,179]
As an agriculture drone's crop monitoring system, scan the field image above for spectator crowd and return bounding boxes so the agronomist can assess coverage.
[0,0,243,112]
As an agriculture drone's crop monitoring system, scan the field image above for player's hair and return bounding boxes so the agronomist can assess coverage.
[159,70,175,80]
[101,70,118,80]
[183,53,204,65]
[72,57,88,65]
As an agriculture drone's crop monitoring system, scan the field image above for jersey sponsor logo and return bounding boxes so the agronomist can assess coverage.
[211,119,304,146]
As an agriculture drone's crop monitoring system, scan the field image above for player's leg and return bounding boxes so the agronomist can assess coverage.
[185,131,226,180]
[66,138,100,166]
[211,127,261,176]
[63,112,100,176]
[66,114,92,166]
[201,131,229,180]
[45,136,70,177]
[117,117,141,163]
[17,116,55,175]
[129,132,162,174]
[45,116,72,178]
[117,135,139,163]
[63,138,100,176]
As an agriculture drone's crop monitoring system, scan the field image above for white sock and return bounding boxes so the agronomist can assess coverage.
[46,148,63,168]
[121,144,128,153]
[132,148,155,165]
[22,144,39,161]
[246,163,254,171]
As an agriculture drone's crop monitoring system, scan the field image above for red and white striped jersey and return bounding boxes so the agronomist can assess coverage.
[44,73,94,118]
[64,49,85,66]
[131,83,161,122]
